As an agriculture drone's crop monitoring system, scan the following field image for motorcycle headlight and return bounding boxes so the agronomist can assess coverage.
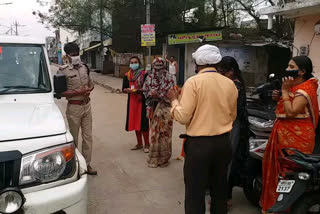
[19,143,76,185]
[248,116,274,130]
[249,138,268,150]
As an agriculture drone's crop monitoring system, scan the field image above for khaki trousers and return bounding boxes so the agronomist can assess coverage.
[66,102,93,164]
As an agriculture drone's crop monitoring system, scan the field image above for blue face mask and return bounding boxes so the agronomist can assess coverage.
[130,63,140,71]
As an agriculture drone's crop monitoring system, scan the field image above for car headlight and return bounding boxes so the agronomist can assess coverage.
[248,116,274,130]
[19,143,76,185]
[249,138,268,150]
[0,188,25,214]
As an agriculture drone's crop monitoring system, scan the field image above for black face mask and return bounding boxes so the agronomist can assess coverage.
[283,69,300,78]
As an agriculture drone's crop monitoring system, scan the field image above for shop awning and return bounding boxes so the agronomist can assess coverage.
[245,41,290,48]
[84,43,101,52]
[80,39,112,55]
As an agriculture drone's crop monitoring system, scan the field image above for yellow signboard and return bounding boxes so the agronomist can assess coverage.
[168,31,222,45]
[141,24,156,47]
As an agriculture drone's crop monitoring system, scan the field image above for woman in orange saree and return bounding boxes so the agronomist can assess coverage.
[260,56,319,213]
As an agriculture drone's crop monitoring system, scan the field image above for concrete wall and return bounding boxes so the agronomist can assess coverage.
[45,36,57,59]
[184,43,269,87]
[78,31,101,50]
[185,43,201,81]
[113,53,144,78]
[96,51,104,71]
[293,15,320,80]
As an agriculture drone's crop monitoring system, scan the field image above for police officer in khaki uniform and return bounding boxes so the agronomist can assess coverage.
[58,42,97,175]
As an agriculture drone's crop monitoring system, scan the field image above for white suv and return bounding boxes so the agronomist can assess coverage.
[0,36,88,214]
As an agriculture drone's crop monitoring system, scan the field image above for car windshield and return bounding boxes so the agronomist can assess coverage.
[0,44,51,94]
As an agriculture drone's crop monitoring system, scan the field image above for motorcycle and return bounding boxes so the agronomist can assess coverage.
[268,148,320,214]
[233,74,320,210]
[244,77,320,211]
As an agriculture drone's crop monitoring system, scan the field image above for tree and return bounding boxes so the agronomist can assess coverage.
[233,0,265,31]
[34,0,113,37]
[35,0,293,54]
[233,0,293,38]
[186,0,240,30]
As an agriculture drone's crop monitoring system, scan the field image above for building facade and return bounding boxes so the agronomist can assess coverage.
[45,36,57,63]
[165,29,291,87]
[260,0,320,79]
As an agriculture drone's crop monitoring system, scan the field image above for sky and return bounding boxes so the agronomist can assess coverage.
[0,0,54,42]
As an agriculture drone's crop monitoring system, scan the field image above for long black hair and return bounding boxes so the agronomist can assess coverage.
[292,56,314,80]
[219,56,246,89]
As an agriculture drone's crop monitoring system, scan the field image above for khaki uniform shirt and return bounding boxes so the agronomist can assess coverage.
[171,67,238,137]
[58,64,94,101]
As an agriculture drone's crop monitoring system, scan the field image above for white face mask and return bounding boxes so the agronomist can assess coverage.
[69,55,81,65]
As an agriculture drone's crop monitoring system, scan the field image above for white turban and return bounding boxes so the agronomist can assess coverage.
[192,44,222,65]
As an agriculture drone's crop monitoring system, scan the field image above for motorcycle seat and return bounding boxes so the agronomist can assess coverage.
[300,154,320,162]
[283,148,320,163]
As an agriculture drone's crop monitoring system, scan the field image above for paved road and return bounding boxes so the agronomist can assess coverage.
[52,65,260,214]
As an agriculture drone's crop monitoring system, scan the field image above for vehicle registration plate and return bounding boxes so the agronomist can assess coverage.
[276,180,295,193]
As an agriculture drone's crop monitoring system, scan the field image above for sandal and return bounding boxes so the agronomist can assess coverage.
[176,156,183,160]
[144,147,149,153]
[131,145,143,150]
[148,163,158,168]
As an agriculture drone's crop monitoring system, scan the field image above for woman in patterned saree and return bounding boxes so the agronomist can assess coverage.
[143,57,175,168]
[260,56,319,213]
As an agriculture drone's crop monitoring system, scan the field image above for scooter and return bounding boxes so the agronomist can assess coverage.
[234,75,320,210]
[268,147,320,214]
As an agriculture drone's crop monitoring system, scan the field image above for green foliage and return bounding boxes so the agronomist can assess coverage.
[35,0,291,41]
[35,0,113,36]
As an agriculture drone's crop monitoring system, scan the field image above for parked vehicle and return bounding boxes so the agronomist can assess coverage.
[0,36,88,214]
[268,139,320,213]
[230,74,320,210]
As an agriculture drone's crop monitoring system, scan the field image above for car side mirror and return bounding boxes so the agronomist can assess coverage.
[54,74,67,99]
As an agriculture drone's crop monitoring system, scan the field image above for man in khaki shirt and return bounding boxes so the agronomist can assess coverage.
[58,42,97,175]
[168,44,237,214]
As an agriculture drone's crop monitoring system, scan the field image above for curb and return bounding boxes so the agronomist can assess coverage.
[91,78,122,94]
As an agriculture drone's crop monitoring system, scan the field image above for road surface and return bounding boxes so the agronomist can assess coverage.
[52,65,261,214]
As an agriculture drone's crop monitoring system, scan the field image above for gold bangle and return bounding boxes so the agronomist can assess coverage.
[283,98,290,101]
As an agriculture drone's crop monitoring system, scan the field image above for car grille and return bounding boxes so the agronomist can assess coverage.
[0,151,22,190]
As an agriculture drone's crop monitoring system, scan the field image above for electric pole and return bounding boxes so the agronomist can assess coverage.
[100,0,104,73]
[11,21,25,36]
[144,0,155,71]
